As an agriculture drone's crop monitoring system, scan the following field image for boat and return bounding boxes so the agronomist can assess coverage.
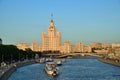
[55,60,62,66]
[39,58,46,64]
[46,58,53,62]
[45,62,58,77]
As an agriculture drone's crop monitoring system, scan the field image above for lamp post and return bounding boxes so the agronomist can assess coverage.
[11,54,12,64]
[2,54,4,62]
[32,54,33,60]
[19,52,20,62]
[25,54,28,61]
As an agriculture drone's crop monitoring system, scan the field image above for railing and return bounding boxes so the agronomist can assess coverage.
[57,53,103,58]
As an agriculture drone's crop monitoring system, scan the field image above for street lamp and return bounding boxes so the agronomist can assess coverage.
[11,54,12,64]
[2,54,4,62]
[19,52,20,62]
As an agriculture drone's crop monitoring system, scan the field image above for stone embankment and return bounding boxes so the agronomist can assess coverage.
[98,58,120,67]
[0,60,36,80]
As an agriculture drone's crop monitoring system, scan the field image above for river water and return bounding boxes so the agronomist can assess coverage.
[8,58,120,80]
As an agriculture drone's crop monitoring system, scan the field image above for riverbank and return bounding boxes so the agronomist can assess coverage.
[0,60,36,80]
[98,58,120,67]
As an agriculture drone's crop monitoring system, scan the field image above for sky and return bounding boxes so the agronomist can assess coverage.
[0,0,120,45]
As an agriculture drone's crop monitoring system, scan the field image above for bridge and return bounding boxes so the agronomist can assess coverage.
[57,53,103,58]
[43,53,103,58]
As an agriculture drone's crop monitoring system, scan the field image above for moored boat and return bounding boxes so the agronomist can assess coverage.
[46,58,53,62]
[39,58,46,64]
[45,62,58,77]
[55,60,62,66]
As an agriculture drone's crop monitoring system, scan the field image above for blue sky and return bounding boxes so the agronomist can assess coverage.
[0,0,120,45]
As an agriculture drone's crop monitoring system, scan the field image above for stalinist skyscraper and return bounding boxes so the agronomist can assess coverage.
[42,15,61,52]
[17,15,91,53]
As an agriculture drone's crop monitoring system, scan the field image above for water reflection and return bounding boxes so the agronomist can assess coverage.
[8,59,120,80]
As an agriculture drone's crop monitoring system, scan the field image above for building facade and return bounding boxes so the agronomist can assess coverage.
[42,19,61,52]
[30,42,39,51]
[74,42,84,52]
[60,41,71,53]
[17,42,29,51]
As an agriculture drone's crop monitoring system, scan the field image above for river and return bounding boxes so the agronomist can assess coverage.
[8,58,120,80]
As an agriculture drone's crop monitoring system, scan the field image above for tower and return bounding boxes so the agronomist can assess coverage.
[42,15,61,52]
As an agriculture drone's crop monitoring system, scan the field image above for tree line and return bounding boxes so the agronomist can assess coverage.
[0,45,41,63]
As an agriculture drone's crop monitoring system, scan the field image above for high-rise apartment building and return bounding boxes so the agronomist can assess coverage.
[42,19,61,52]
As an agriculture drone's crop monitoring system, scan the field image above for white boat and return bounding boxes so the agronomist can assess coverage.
[55,60,62,66]
[45,62,58,77]
[46,58,53,62]
[39,58,45,64]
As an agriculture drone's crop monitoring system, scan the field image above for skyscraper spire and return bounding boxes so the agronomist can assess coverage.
[51,13,53,22]
[48,13,56,36]
[49,13,55,28]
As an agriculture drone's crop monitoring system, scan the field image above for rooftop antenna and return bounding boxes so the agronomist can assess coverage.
[51,13,53,22]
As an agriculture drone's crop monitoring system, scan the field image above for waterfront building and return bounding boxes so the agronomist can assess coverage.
[60,41,71,53]
[42,19,61,52]
[91,43,102,49]
[0,38,2,45]
[30,42,39,51]
[111,43,120,57]
[17,43,29,51]
[102,44,111,49]
[71,45,76,53]
[94,49,107,53]
[112,43,120,48]
[74,42,84,52]
[84,46,91,53]
[114,47,120,57]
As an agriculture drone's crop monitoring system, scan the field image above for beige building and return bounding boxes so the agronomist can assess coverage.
[84,46,91,53]
[102,44,111,49]
[17,42,41,52]
[114,47,120,57]
[91,43,102,49]
[30,42,39,51]
[75,42,84,52]
[112,43,120,57]
[42,19,61,52]
[17,42,29,51]
[60,41,71,53]
[112,43,120,48]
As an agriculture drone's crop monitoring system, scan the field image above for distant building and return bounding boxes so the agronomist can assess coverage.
[102,44,111,49]
[30,42,39,51]
[91,43,102,49]
[60,41,71,53]
[0,38,2,45]
[112,43,120,48]
[17,42,29,51]
[75,42,84,53]
[114,47,120,57]
[84,46,91,53]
